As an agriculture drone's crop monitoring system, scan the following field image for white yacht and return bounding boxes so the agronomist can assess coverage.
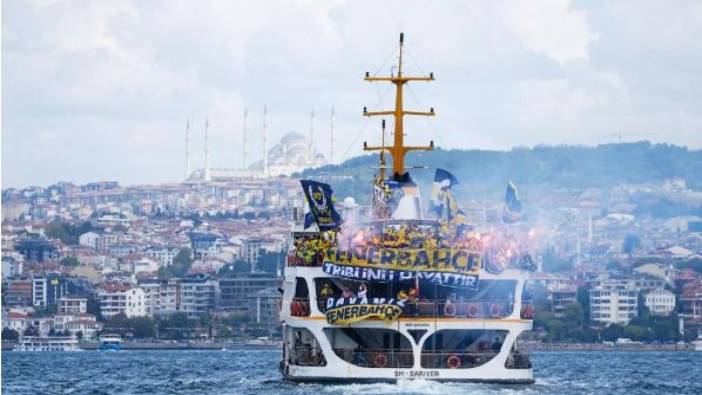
[279,33,534,384]
[16,336,79,352]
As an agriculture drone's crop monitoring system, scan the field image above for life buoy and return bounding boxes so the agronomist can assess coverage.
[490,303,502,318]
[521,304,533,319]
[446,354,462,369]
[373,352,388,368]
[467,304,479,318]
[444,303,456,317]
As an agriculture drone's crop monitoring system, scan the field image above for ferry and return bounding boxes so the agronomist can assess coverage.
[279,34,535,383]
[99,334,123,351]
[16,336,79,352]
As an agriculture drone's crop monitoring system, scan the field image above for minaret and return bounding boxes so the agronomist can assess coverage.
[262,105,268,177]
[309,109,315,163]
[185,120,191,180]
[243,108,248,169]
[204,118,211,182]
[330,106,335,165]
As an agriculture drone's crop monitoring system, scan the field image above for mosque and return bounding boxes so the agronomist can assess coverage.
[187,110,332,182]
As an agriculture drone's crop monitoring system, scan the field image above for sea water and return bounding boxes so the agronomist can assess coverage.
[2,350,701,394]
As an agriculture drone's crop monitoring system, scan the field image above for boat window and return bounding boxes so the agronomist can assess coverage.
[286,326,326,366]
[420,329,507,369]
[323,327,413,368]
[505,332,532,369]
[294,277,309,298]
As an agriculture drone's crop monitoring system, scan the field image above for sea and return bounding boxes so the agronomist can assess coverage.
[2,350,701,394]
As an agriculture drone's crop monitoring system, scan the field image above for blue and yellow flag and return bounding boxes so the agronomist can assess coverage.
[430,168,466,223]
[300,180,343,231]
[502,180,523,223]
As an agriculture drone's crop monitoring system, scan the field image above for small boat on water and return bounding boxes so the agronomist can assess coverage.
[16,336,79,352]
[99,334,123,351]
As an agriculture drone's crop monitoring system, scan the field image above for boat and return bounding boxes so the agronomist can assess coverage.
[99,334,123,351]
[279,33,535,383]
[16,336,79,351]
[694,330,702,351]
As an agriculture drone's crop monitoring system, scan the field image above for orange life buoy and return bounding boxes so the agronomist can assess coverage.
[444,302,456,317]
[490,303,502,317]
[446,354,462,369]
[373,352,388,368]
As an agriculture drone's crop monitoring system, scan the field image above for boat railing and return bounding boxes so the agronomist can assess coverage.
[420,350,500,369]
[505,351,532,369]
[290,346,327,366]
[286,253,323,267]
[290,298,311,317]
[331,348,414,368]
[317,298,516,319]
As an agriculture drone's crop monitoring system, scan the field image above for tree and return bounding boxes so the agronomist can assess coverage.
[130,317,155,338]
[60,257,80,266]
[601,324,625,341]
[23,326,39,337]
[2,328,19,342]
[76,331,84,341]
[157,248,193,279]
[87,298,103,321]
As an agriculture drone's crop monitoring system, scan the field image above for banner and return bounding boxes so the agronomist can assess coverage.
[323,262,479,289]
[300,180,343,231]
[325,298,404,325]
[323,247,482,274]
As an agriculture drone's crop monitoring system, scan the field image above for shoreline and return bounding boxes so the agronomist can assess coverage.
[528,343,694,351]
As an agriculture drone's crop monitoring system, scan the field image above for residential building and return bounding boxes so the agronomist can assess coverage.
[179,275,217,317]
[590,282,639,325]
[53,314,102,339]
[15,237,58,262]
[145,246,179,266]
[3,278,33,306]
[98,283,147,318]
[680,279,702,320]
[644,288,676,316]
[218,273,282,316]
[247,287,282,330]
[58,297,88,314]
[2,253,24,279]
[547,285,578,318]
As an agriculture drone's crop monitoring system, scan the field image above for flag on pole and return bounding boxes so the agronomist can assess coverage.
[502,180,523,223]
[300,180,343,231]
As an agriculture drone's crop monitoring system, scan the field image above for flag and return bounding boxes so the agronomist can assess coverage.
[430,168,460,219]
[502,180,523,223]
[300,180,343,231]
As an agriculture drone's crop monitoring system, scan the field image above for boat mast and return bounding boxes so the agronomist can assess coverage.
[363,32,435,179]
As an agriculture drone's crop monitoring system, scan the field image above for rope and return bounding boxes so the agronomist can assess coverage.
[406,83,447,148]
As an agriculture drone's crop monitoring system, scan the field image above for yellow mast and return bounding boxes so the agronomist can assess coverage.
[363,33,435,178]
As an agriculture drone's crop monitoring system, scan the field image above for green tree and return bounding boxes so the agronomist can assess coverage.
[60,257,80,266]
[23,326,39,337]
[157,248,193,278]
[2,328,19,342]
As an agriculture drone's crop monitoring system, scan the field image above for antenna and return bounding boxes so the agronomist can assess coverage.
[185,120,191,180]
[262,105,268,177]
[330,106,335,165]
[362,33,435,178]
[309,109,315,163]
[243,108,248,169]
[204,118,211,182]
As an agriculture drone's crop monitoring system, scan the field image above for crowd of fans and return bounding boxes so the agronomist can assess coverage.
[290,222,486,266]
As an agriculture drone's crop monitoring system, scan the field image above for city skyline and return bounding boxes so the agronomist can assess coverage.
[3,0,702,188]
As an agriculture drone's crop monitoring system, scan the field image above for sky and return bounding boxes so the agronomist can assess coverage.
[3,0,702,188]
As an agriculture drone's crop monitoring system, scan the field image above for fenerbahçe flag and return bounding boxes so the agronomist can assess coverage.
[503,180,523,223]
[325,297,404,325]
[300,180,343,231]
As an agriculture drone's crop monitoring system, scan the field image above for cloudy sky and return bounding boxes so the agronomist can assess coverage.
[3,0,702,188]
